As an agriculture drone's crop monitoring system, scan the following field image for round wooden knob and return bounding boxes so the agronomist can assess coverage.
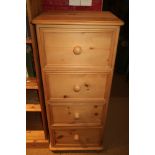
[74,134,79,141]
[74,112,80,119]
[73,46,82,55]
[73,85,81,92]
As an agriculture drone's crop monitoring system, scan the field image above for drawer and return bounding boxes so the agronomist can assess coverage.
[39,28,115,67]
[52,127,102,147]
[45,72,108,100]
[49,103,105,126]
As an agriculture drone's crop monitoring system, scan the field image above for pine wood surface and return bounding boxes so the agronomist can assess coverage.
[27,130,46,141]
[32,11,124,25]
[45,72,108,100]
[48,103,105,126]
[26,104,41,112]
[34,10,123,150]
[50,127,102,146]
[39,27,116,67]
[26,130,49,147]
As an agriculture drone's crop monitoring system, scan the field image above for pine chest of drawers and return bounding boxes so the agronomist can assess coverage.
[33,11,123,151]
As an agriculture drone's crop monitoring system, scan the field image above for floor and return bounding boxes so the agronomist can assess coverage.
[26,73,129,155]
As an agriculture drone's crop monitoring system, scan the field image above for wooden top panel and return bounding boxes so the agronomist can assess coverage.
[32,11,124,26]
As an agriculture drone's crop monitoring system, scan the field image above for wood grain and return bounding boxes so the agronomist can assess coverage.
[32,11,124,26]
[38,27,116,67]
[34,10,123,151]
[26,103,41,112]
[44,72,109,100]
[26,130,48,147]
[48,103,105,126]
[51,127,102,147]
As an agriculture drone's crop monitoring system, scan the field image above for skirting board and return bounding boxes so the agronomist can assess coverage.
[49,143,104,151]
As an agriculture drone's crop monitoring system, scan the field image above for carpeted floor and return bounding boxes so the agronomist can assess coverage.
[27,74,129,155]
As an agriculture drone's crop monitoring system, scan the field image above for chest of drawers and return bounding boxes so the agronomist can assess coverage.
[33,11,123,151]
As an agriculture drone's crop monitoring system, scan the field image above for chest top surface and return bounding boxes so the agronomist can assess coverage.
[32,11,124,26]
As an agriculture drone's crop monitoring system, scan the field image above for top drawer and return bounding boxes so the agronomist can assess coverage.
[38,28,116,68]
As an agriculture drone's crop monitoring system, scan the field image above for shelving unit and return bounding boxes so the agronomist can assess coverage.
[26,0,48,147]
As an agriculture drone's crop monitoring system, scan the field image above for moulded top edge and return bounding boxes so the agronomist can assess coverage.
[32,11,124,26]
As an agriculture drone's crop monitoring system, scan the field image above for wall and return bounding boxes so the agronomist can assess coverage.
[43,0,103,11]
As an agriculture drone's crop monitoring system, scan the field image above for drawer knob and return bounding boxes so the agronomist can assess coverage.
[73,85,81,92]
[74,112,80,119]
[73,46,82,55]
[74,134,79,141]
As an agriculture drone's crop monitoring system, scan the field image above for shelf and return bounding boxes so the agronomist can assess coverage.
[26,130,48,147]
[26,77,38,89]
[26,89,40,112]
[26,38,32,44]
[26,103,41,112]
[26,107,48,147]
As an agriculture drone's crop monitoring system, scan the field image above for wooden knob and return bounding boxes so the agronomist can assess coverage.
[74,134,79,141]
[73,85,81,92]
[74,112,80,119]
[73,46,82,55]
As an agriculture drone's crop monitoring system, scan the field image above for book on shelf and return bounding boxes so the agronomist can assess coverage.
[26,45,36,77]
[26,89,39,103]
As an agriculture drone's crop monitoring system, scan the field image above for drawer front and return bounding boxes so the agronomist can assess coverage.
[52,128,102,146]
[40,28,115,67]
[45,72,108,100]
[49,103,105,126]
